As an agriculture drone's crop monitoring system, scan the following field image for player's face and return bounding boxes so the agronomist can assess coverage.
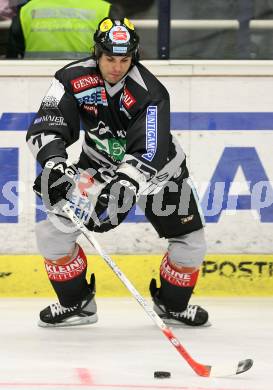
[98,54,132,84]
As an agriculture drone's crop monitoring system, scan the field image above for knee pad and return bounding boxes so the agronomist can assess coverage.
[167,228,206,269]
[36,218,80,260]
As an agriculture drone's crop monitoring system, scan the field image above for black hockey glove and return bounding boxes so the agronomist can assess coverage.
[33,158,77,206]
[86,172,139,233]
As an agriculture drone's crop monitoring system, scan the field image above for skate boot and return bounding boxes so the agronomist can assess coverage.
[150,278,209,327]
[38,274,98,328]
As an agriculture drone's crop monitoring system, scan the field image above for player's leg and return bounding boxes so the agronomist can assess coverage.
[143,161,209,326]
[150,229,208,326]
[36,215,98,327]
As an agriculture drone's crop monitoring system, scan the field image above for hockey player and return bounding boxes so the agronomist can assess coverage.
[26,17,209,328]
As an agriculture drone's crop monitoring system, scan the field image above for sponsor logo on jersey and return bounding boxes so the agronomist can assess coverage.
[83,104,98,115]
[122,88,136,109]
[142,106,157,162]
[42,95,59,108]
[70,193,93,222]
[101,87,107,103]
[71,74,103,93]
[34,115,67,126]
[75,87,108,106]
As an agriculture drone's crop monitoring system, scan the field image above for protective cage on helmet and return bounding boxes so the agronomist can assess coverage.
[93,17,140,61]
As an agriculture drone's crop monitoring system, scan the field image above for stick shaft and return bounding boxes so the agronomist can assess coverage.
[62,203,210,377]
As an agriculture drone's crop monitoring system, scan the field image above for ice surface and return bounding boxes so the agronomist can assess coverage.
[0,297,272,390]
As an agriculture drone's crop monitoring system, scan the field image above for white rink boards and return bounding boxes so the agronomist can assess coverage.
[0,61,273,255]
[0,60,273,298]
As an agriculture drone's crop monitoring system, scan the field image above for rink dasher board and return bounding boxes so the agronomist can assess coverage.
[0,63,273,255]
[0,129,273,254]
[0,254,272,297]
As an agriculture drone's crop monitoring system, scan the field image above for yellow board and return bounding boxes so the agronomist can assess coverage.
[0,254,272,297]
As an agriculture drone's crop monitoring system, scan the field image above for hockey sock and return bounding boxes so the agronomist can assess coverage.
[159,253,200,311]
[44,244,91,307]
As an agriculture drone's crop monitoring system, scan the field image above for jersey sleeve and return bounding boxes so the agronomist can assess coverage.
[123,99,171,178]
[26,76,80,166]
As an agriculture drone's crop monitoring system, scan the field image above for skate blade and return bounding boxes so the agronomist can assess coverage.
[160,317,212,328]
[38,313,98,328]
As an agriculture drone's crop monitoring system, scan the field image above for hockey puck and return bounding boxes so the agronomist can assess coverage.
[154,371,171,379]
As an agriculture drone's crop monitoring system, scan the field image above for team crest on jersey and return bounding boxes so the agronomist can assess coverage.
[88,121,113,138]
[87,121,126,162]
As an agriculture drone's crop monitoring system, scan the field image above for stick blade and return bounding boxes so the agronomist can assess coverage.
[236,358,254,375]
[209,358,253,377]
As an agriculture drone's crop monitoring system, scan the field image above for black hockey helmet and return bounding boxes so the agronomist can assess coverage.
[93,17,140,62]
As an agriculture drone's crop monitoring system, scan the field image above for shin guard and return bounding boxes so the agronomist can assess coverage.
[150,253,208,326]
[44,245,90,307]
[159,253,199,311]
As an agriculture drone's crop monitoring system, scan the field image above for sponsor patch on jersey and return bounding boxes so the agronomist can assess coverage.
[34,115,67,126]
[75,87,108,106]
[142,106,157,162]
[122,88,136,109]
[109,26,130,43]
[83,104,98,115]
[71,74,103,93]
[42,95,59,108]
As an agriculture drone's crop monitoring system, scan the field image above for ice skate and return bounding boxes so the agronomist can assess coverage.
[150,278,210,327]
[38,291,98,328]
[38,274,98,328]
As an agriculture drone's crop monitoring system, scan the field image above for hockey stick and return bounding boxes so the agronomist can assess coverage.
[62,202,253,378]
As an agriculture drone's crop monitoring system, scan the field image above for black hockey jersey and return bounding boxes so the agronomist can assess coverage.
[27,57,185,193]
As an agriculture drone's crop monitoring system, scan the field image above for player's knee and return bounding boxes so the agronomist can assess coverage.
[44,244,79,266]
[35,220,76,260]
[167,228,206,270]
